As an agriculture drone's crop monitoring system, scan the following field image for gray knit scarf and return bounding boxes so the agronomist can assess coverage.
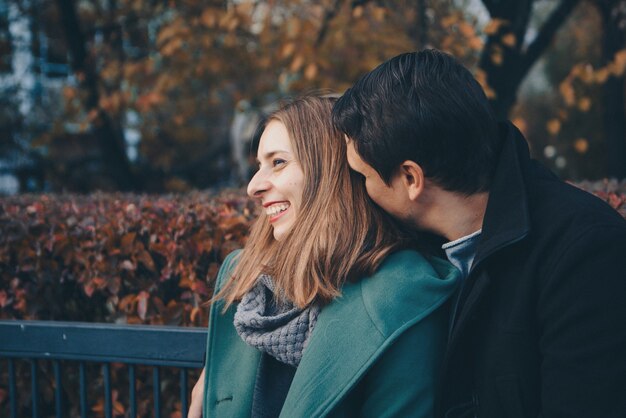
[234,274,320,367]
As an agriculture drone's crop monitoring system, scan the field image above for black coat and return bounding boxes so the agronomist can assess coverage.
[436,123,626,418]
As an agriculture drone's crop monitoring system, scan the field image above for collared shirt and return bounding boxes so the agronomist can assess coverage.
[442,229,482,330]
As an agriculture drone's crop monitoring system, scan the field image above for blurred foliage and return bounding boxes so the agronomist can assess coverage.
[0,189,256,324]
[0,0,624,192]
[511,1,626,179]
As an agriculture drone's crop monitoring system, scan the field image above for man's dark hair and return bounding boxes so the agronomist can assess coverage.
[332,49,501,194]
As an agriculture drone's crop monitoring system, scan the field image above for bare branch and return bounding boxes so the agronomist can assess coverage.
[314,0,343,48]
[480,0,499,16]
[519,0,581,81]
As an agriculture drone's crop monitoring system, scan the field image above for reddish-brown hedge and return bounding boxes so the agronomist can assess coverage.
[0,190,257,326]
[571,179,626,218]
[0,181,624,326]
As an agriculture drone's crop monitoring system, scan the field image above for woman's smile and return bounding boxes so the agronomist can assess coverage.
[264,201,291,222]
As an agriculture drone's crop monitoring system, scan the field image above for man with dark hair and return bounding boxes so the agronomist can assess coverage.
[333,49,626,417]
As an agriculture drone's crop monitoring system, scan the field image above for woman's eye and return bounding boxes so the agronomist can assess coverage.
[272,159,286,167]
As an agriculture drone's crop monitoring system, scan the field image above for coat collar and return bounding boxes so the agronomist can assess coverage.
[474,122,531,267]
[281,251,458,417]
[447,122,532,347]
[204,297,261,417]
[203,250,261,417]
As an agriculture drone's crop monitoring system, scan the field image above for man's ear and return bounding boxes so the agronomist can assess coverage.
[399,160,425,201]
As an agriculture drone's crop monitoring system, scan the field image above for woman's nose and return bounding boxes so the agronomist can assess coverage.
[247,170,270,199]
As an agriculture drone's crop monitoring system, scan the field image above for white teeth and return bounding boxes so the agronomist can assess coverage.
[266,203,290,216]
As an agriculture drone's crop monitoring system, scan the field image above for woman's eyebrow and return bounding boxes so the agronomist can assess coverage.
[257,150,290,162]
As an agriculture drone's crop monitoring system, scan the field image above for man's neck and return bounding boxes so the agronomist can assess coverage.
[417,189,489,242]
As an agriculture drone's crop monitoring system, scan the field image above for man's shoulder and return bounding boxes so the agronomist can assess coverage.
[514,170,626,282]
[528,167,626,235]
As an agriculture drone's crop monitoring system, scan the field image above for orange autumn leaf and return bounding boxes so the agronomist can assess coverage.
[160,38,184,56]
[281,42,296,59]
[120,232,136,254]
[501,33,516,48]
[594,68,610,83]
[490,45,503,66]
[62,86,77,100]
[577,97,591,112]
[483,18,509,35]
[372,7,386,22]
[304,63,318,80]
[441,15,459,27]
[609,49,626,76]
[137,250,156,272]
[559,81,576,107]
[290,55,305,72]
[457,22,476,38]
[574,138,589,154]
[200,8,218,28]
[468,36,484,50]
[91,399,104,413]
[547,119,561,136]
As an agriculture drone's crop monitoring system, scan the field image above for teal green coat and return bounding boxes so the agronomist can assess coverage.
[202,250,459,418]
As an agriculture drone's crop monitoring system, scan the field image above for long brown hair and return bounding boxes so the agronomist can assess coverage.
[216,95,408,309]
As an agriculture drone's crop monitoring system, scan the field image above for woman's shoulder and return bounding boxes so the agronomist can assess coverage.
[222,249,242,268]
[215,249,243,289]
[350,249,459,338]
[370,249,458,281]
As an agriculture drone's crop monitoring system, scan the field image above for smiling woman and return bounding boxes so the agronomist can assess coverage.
[188,95,460,418]
[217,95,410,309]
[247,120,305,241]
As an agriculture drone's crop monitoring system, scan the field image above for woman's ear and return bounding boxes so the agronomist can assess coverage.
[399,160,425,201]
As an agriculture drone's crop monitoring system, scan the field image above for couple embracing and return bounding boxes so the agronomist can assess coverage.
[189,50,626,418]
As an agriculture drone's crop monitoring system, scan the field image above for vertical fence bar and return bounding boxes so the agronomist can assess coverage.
[79,362,87,418]
[103,363,112,418]
[180,368,188,417]
[53,361,62,418]
[153,367,161,418]
[30,359,38,418]
[8,358,17,418]
[129,365,136,418]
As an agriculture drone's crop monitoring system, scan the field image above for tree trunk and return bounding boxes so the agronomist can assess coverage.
[479,0,580,120]
[478,0,532,120]
[55,0,139,190]
[408,0,429,50]
[598,1,626,179]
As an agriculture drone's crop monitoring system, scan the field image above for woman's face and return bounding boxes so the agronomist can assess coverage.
[247,120,305,241]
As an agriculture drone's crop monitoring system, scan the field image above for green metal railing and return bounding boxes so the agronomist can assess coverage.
[0,320,206,418]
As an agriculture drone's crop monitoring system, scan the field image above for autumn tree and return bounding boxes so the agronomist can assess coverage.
[1,0,623,192]
[55,0,139,190]
[533,1,626,178]
[476,0,581,119]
